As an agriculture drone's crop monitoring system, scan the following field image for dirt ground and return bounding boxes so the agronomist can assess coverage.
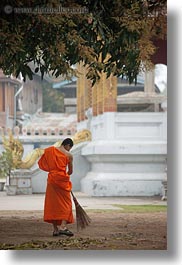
[0,210,167,250]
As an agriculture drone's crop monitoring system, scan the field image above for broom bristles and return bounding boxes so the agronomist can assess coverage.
[71,191,91,231]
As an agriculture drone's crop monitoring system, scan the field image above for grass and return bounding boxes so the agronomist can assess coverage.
[111,204,167,213]
[85,205,167,214]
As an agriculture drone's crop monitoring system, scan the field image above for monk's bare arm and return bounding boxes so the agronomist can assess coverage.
[67,154,73,175]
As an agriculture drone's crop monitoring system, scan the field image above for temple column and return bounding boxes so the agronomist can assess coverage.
[84,69,92,113]
[76,64,81,122]
[77,62,86,122]
[77,63,93,131]
[103,73,117,112]
[144,68,155,94]
[144,67,160,111]
[77,57,117,121]
[91,71,117,117]
[92,83,97,116]
[96,75,104,115]
[86,78,92,110]
[80,64,86,121]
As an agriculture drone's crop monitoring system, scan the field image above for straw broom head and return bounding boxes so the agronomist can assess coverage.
[71,192,91,231]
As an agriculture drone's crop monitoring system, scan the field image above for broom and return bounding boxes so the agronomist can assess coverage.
[71,191,91,231]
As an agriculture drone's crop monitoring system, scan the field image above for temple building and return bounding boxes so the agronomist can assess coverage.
[70,38,167,197]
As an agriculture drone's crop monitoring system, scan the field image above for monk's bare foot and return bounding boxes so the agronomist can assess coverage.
[53,230,60,236]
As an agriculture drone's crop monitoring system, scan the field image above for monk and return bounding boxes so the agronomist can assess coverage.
[38,138,74,237]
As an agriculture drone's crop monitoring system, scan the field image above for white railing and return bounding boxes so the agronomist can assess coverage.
[0,126,77,137]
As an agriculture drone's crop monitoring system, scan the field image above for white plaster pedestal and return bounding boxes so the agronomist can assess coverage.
[79,112,167,196]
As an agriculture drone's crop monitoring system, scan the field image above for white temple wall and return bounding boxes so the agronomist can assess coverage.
[80,112,167,196]
[89,112,167,141]
[0,111,167,196]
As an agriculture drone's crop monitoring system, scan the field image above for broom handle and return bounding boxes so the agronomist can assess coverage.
[71,190,79,206]
[71,190,76,200]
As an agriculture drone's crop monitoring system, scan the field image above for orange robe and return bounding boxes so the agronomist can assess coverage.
[38,146,74,225]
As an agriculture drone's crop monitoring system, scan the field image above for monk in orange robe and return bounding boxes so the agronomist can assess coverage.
[38,138,74,237]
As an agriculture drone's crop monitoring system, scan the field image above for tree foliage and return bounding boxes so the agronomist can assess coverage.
[0,0,167,84]
[0,149,14,180]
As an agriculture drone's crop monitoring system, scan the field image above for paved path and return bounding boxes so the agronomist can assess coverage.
[0,191,167,211]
